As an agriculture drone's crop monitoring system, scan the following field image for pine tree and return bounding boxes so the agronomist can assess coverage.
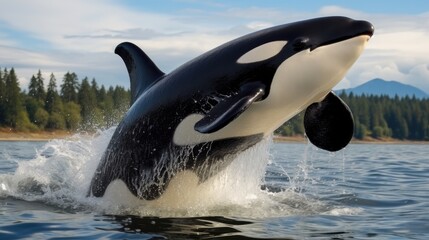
[0,68,5,125]
[25,95,40,127]
[78,77,99,129]
[103,87,115,127]
[44,74,66,130]
[91,78,98,96]
[3,68,33,130]
[35,70,46,101]
[4,68,20,127]
[26,70,47,128]
[63,101,81,130]
[27,70,46,102]
[97,85,107,103]
[3,66,428,140]
[28,75,38,99]
[111,86,131,124]
[45,73,59,113]
[60,72,79,103]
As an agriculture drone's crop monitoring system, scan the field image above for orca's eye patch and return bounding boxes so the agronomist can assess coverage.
[237,41,287,64]
[293,37,310,51]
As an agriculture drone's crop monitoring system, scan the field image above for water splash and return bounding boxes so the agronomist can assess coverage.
[0,128,114,210]
[0,128,360,217]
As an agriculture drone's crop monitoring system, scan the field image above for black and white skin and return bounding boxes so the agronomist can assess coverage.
[88,16,374,205]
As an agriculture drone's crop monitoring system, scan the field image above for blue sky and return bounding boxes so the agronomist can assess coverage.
[131,0,429,14]
[1,0,429,92]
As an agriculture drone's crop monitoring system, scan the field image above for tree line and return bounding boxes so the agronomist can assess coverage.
[275,92,429,141]
[1,67,428,141]
[0,68,130,132]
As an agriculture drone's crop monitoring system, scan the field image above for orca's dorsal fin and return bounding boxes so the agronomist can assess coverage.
[195,82,265,134]
[115,42,165,104]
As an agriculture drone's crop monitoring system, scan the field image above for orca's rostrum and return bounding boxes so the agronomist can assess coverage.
[88,16,374,202]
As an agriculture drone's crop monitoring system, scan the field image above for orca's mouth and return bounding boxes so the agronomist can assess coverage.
[311,20,374,51]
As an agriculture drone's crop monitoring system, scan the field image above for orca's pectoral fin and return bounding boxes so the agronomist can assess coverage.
[195,83,265,134]
[304,92,354,152]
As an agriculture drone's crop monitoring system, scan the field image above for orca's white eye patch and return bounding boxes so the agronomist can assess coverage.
[237,41,287,64]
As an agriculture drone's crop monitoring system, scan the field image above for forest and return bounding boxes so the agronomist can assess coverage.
[0,68,130,132]
[1,67,428,141]
[276,92,429,141]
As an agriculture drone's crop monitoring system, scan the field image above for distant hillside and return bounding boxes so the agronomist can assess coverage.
[336,78,429,99]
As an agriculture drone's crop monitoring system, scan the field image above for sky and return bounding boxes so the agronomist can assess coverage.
[1,0,429,93]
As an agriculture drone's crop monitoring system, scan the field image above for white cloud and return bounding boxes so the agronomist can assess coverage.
[0,2,428,93]
[319,5,364,17]
[320,6,429,92]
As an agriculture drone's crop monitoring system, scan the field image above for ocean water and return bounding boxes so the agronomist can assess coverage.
[0,129,428,239]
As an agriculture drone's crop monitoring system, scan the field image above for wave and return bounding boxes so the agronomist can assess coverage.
[0,128,360,217]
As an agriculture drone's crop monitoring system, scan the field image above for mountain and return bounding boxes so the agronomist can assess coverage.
[336,78,429,99]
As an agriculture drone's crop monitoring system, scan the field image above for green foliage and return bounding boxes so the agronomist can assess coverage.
[274,113,304,136]
[0,68,130,132]
[15,110,38,132]
[34,108,49,129]
[1,67,428,141]
[78,77,98,130]
[63,101,81,131]
[0,69,6,124]
[355,123,368,139]
[28,70,46,102]
[3,68,25,128]
[28,75,38,98]
[45,73,59,113]
[25,96,42,126]
[61,72,79,103]
[47,112,66,130]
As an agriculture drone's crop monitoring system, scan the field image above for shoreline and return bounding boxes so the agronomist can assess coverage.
[0,130,428,144]
[273,135,429,145]
[0,129,74,142]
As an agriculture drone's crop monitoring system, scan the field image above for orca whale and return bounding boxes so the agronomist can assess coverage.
[88,16,374,201]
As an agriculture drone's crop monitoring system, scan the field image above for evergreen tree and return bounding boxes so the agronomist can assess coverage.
[102,88,115,127]
[97,85,107,103]
[91,78,98,96]
[63,101,81,130]
[34,108,49,129]
[60,72,79,103]
[46,97,66,130]
[2,66,427,140]
[355,122,368,140]
[26,70,47,128]
[27,70,46,102]
[0,68,5,124]
[35,70,46,101]
[25,96,40,127]
[78,77,99,129]
[3,68,34,130]
[45,73,58,113]
[47,111,66,130]
[111,86,131,124]
[45,73,66,130]
[275,93,429,141]
[4,68,21,127]
[28,75,38,99]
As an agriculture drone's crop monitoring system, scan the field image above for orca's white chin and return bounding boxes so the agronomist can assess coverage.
[173,35,370,146]
[241,35,370,136]
[270,35,370,105]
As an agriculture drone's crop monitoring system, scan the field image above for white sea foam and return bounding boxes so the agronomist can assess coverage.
[0,127,360,218]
